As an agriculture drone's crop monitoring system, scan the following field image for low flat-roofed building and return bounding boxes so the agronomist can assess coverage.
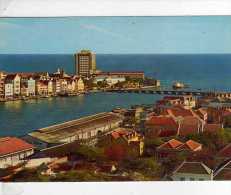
[94,71,145,80]
[0,137,34,168]
[26,112,123,149]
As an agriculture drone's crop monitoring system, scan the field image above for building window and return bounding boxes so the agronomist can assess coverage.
[199,178,204,181]
[180,177,185,181]
[190,178,195,181]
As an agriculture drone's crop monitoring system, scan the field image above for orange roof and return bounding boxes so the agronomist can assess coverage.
[0,137,34,156]
[158,139,202,151]
[180,140,202,151]
[111,129,130,139]
[167,106,194,117]
[146,116,177,127]
[158,139,183,149]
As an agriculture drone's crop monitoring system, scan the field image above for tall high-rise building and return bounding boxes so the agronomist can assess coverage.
[74,50,96,77]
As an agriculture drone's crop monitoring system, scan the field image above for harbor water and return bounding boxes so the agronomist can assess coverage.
[0,54,231,136]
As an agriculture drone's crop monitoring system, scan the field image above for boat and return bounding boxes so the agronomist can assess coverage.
[172,81,185,89]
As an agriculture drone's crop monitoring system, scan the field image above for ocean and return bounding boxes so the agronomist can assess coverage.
[1,54,231,91]
[0,54,231,136]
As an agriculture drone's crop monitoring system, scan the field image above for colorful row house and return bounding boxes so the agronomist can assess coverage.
[0,68,85,99]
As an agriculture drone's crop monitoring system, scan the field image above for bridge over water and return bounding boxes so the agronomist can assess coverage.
[106,87,231,99]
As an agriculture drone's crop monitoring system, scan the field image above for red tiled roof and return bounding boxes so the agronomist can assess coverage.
[158,139,183,149]
[167,106,194,118]
[5,74,18,80]
[111,129,130,139]
[179,140,202,151]
[146,116,178,127]
[178,116,203,136]
[0,137,34,156]
[217,143,231,158]
[158,139,202,151]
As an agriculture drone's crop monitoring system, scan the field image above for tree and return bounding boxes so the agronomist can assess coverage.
[144,137,164,156]
[97,80,108,88]
[75,145,105,161]
[105,144,127,161]
[185,129,231,151]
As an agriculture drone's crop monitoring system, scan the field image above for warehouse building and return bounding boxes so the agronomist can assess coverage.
[25,112,123,149]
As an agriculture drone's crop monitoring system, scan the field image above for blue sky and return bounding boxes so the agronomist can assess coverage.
[0,16,231,54]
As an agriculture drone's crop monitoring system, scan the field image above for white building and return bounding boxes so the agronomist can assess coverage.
[28,77,36,96]
[5,74,21,97]
[0,137,34,169]
[75,77,85,92]
[4,83,13,98]
[47,80,53,95]
[93,75,126,86]
[106,76,126,86]
[60,79,68,93]
[171,161,213,181]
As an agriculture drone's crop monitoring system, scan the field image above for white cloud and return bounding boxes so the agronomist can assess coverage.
[80,23,133,41]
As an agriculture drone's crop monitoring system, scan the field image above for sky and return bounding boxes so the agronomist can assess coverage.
[0,16,231,54]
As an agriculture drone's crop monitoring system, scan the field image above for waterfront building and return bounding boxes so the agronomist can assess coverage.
[0,137,34,169]
[94,71,145,80]
[4,83,13,99]
[27,77,36,96]
[5,74,21,97]
[156,96,196,114]
[171,161,213,181]
[60,79,68,93]
[20,74,36,96]
[52,78,61,95]
[26,112,123,149]
[35,80,48,96]
[34,72,50,81]
[0,71,6,98]
[21,83,29,97]
[47,80,53,95]
[67,78,76,92]
[93,75,126,87]
[75,77,85,92]
[75,50,96,77]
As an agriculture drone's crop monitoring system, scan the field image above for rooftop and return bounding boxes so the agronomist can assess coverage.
[0,137,34,157]
[167,106,195,118]
[158,139,183,149]
[173,161,212,175]
[157,139,201,151]
[146,116,178,127]
[28,112,123,144]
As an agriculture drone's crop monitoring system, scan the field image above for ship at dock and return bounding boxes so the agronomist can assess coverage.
[172,81,189,89]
